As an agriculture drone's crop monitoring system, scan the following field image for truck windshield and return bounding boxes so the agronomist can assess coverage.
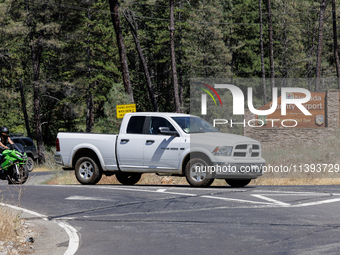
[172,116,220,133]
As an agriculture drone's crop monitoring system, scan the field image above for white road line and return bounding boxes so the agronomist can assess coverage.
[50,184,247,192]
[0,202,49,221]
[253,190,331,194]
[66,196,111,201]
[56,185,340,208]
[101,186,198,197]
[200,195,273,205]
[58,222,80,255]
[0,203,79,255]
[63,187,273,205]
[86,186,198,196]
[293,197,340,207]
[251,195,290,206]
[253,193,331,196]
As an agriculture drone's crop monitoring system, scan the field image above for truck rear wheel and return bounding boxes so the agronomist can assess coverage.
[225,179,251,188]
[185,158,214,187]
[116,172,141,185]
[75,157,102,185]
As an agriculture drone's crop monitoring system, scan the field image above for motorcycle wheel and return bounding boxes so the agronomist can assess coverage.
[8,165,29,185]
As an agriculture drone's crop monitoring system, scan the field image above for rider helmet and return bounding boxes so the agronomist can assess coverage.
[0,127,9,137]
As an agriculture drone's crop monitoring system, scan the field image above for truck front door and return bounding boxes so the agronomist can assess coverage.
[143,116,181,171]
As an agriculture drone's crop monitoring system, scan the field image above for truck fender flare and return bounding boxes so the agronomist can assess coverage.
[70,143,106,171]
[180,147,214,175]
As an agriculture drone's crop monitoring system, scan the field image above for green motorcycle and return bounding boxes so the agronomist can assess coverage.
[0,143,29,184]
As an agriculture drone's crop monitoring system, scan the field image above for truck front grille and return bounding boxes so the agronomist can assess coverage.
[233,152,246,157]
[233,144,261,158]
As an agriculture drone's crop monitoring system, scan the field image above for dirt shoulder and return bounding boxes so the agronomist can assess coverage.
[0,206,70,255]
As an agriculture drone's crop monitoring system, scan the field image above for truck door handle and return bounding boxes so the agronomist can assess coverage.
[121,139,129,143]
[146,140,155,144]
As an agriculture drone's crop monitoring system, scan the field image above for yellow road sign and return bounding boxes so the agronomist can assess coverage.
[116,104,136,118]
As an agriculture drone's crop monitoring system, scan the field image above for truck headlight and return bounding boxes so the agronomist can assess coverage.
[212,146,233,157]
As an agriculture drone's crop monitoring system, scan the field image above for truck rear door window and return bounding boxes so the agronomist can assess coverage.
[127,116,146,134]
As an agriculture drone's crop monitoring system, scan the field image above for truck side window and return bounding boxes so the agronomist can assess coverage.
[149,117,176,134]
[127,116,146,134]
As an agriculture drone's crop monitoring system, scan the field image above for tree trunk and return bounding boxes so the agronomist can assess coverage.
[259,0,267,104]
[307,21,312,91]
[178,1,183,107]
[86,84,94,132]
[108,0,134,103]
[316,0,327,91]
[282,9,288,86]
[332,0,340,88]
[25,0,45,163]
[86,8,94,132]
[267,0,275,92]
[123,10,159,112]
[307,14,318,92]
[169,0,181,113]
[33,43,44,163]
[18,78,32,138]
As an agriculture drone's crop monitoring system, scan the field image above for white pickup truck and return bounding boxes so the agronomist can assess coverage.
[54,112,265,187]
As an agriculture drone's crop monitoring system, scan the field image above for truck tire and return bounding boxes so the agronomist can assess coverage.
[116,172,141,185]
[75,157,102,185]
[185,158,214,187]
[225,179,251,188]
[26,157,34,172]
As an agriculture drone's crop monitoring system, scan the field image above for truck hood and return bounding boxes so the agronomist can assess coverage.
[190,132,260,148]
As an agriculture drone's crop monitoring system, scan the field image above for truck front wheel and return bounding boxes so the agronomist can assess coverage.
[116,173,141,185]
[225,179,251,188]
[185,158,214,187]
[75,157,102,185]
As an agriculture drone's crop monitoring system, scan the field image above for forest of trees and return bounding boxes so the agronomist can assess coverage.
[0,0,340,162]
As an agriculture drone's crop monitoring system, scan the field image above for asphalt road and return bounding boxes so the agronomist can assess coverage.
[1,178,340,255]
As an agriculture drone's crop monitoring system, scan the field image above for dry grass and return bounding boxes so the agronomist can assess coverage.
[258,130,340,182]
[0,206,20,242]
[263,129,340,166]
[0,205,36,254]
[251,178,340,185]
[33,166,51,172]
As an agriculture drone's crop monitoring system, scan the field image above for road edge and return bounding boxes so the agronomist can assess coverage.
[0,202,79,255]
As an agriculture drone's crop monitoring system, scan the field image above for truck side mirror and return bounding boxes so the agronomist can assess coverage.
[158,127,179,136]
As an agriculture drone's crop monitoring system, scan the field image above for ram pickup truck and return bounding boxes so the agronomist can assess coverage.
[54,112,265,187]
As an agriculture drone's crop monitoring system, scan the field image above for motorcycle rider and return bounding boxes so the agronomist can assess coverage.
[0,127,14,152]
[0,127,28,183]
[0,127,14,175]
